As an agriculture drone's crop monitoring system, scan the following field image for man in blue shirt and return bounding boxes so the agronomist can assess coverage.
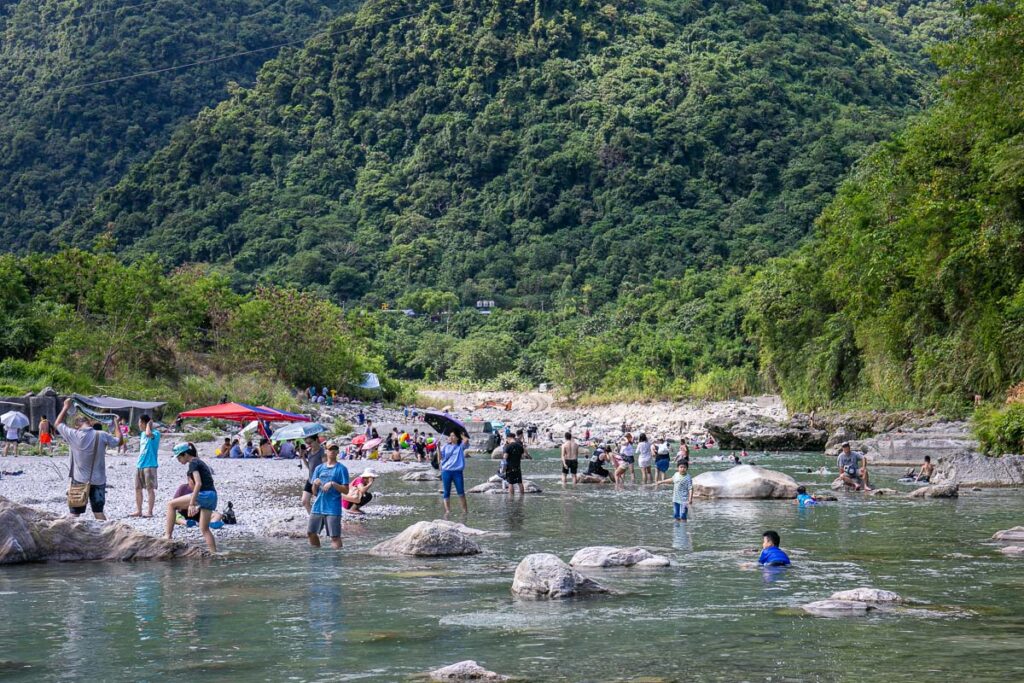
[307,444,350,549]
[132,414,160,518]
[758,530,791,566]
[439,431,470,515]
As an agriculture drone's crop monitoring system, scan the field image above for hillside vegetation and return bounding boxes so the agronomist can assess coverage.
[0,0,358,251]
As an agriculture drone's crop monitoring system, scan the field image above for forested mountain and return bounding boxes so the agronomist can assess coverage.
[72,0,951,310]
[748,0,1024,413]
[0,0,359,251]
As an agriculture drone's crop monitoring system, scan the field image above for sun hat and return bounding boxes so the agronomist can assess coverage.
[361,468,379,479]
[173,443,191,457]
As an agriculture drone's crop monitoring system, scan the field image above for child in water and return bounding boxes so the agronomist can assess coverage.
[758,530,791,566]
[652,462,693,521]
[795,485,817,506]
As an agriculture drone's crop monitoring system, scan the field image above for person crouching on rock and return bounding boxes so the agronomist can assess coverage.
[307,444,350,549]
[342,467,376,515]
[166,443,219,553]
[837,442,872,492]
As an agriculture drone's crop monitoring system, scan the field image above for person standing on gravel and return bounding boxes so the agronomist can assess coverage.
[54,398,122,520]
[560,431,579,485]
[301,435,325,513]
[130,414,160,518]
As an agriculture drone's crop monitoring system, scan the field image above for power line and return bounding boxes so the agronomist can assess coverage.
[51,3,455,95]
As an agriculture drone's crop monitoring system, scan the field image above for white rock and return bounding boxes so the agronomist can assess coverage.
[429,660,509,681]
[908,484,958,498]
[569,546,671,568]
[830,588,902,603]
[992,526,1024,542]
[403,471,440,481]
[370,520,481,557]
[468,480,542,494]
[999,545,1024,556]
[511,553,609,599]
[263,513,309,539]
[801,599,874,616]
[691,465,798,499]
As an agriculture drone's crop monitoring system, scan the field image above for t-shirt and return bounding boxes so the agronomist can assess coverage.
[341,476,368,510]
[797,493,816,506]
[278,441,296,459]
[439,442,467,471]
[504,441,525,471]
[187,458,215,492]
[305,447,325,482]
[311,462,350,516]
[58,423,119,485]
[6,427,20,440]
[137,429,160,469]
[837,451,863,475]
[229,444,243,459]
[758,546,791,566]
[655,443,670,459]
[671,472,692,505]
[587,450,608,475]
[621,443,635,458]
[638,442,653,459]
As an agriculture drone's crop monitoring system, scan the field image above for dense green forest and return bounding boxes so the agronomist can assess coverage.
[0,0,359,251]
[748,0,1024,418]
[0,247,392,411]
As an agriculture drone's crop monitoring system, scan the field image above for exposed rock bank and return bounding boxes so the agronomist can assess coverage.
[704,414,826,451]
[0,497,207,564]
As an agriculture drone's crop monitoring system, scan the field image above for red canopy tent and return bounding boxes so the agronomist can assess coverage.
[178,402,311,424]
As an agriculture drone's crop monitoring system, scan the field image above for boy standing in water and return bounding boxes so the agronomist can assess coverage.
[307,444,350,549]
[653,462,693,521]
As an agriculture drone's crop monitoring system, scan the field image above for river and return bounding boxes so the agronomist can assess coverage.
[2,450,1024,681]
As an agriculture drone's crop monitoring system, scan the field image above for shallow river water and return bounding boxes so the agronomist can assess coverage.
[3,451,1024,682]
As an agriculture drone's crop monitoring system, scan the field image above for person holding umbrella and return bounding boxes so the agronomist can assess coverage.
[439,430,470,516]
[2,409,29,457]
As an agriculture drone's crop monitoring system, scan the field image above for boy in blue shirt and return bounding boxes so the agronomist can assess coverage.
[307,444,350,549]
[758,530,791,566]
[795,485,816,507]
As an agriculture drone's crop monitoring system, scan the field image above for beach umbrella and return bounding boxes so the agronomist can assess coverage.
[361,437,382,453]
[424,411,467,437]
[352,434,367,446]
[270,422,327,442]
[1,410,29,430]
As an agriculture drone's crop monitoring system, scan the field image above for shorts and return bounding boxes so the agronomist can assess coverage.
[561,460,578,475]
[441,470,465,499]
[505,468,523,485]
[344,491,373,510]
[621,455,635,465]
[303,479,314,494]
[69,484,106,515]
[308,513,342,538]
[135,467,158,490]
[39,433,52,445]
[588,466,609,479]
[655,458,670,472]
[196,490,218,511]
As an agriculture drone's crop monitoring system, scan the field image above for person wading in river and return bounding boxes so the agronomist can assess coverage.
[560,431,579,485]
[439,431,470,515]
[307,444,350,549]
[300,435,325,513]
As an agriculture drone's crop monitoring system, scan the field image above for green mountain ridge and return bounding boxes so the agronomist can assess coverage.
[0,0,359,251]
[69,0,950,311]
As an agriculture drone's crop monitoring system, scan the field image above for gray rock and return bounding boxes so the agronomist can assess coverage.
[577,474,610,484]
[867,488,900,496]
[0,497,206,564]
[999,545,1024,556]
[992,526,1024,542]
[830,588,902,603]
[429,660,510,681]
[908,484,958,499]
[469,478,542,494]
[569,546,671,568]
[704,414,827,451]
[370,520,481,557]
[812,492,838,501]
[263,513,309,539]
[801,599,874,616]
[511,553,609,599]
[402,471,440,481]
[692,465,798,499]
[490,446,505,460]
[933,452,1024,487]
[825,425,857,450]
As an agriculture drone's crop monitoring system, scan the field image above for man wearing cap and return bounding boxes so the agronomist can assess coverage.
[54,397,123,520]
[166,442,219,553]
[307,444,350,549]
[342,468,377,514]
[300,435,325,513]
[837,442,872,491]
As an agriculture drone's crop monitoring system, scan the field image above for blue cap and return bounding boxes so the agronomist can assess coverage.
[173,443,191,456]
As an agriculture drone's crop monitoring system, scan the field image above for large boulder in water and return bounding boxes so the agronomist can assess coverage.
[511,553,609,599]
[704,414,827,450]
[569,546,670,568]
[908,484,958,499]
[370,520,481,557]
[429,660,510,681]
[263,513,309,539]
[993,526,1024,542]
[0,497,207,564]
[691,465,798,499]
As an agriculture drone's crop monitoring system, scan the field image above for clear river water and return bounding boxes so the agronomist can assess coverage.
[3,450,1024,682]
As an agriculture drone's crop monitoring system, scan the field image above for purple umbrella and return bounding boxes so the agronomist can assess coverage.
[424,411,467,438]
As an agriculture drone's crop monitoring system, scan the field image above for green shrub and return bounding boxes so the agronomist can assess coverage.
[973,403,1024,456]
[332,418,354,436]
[188,429,218,443]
